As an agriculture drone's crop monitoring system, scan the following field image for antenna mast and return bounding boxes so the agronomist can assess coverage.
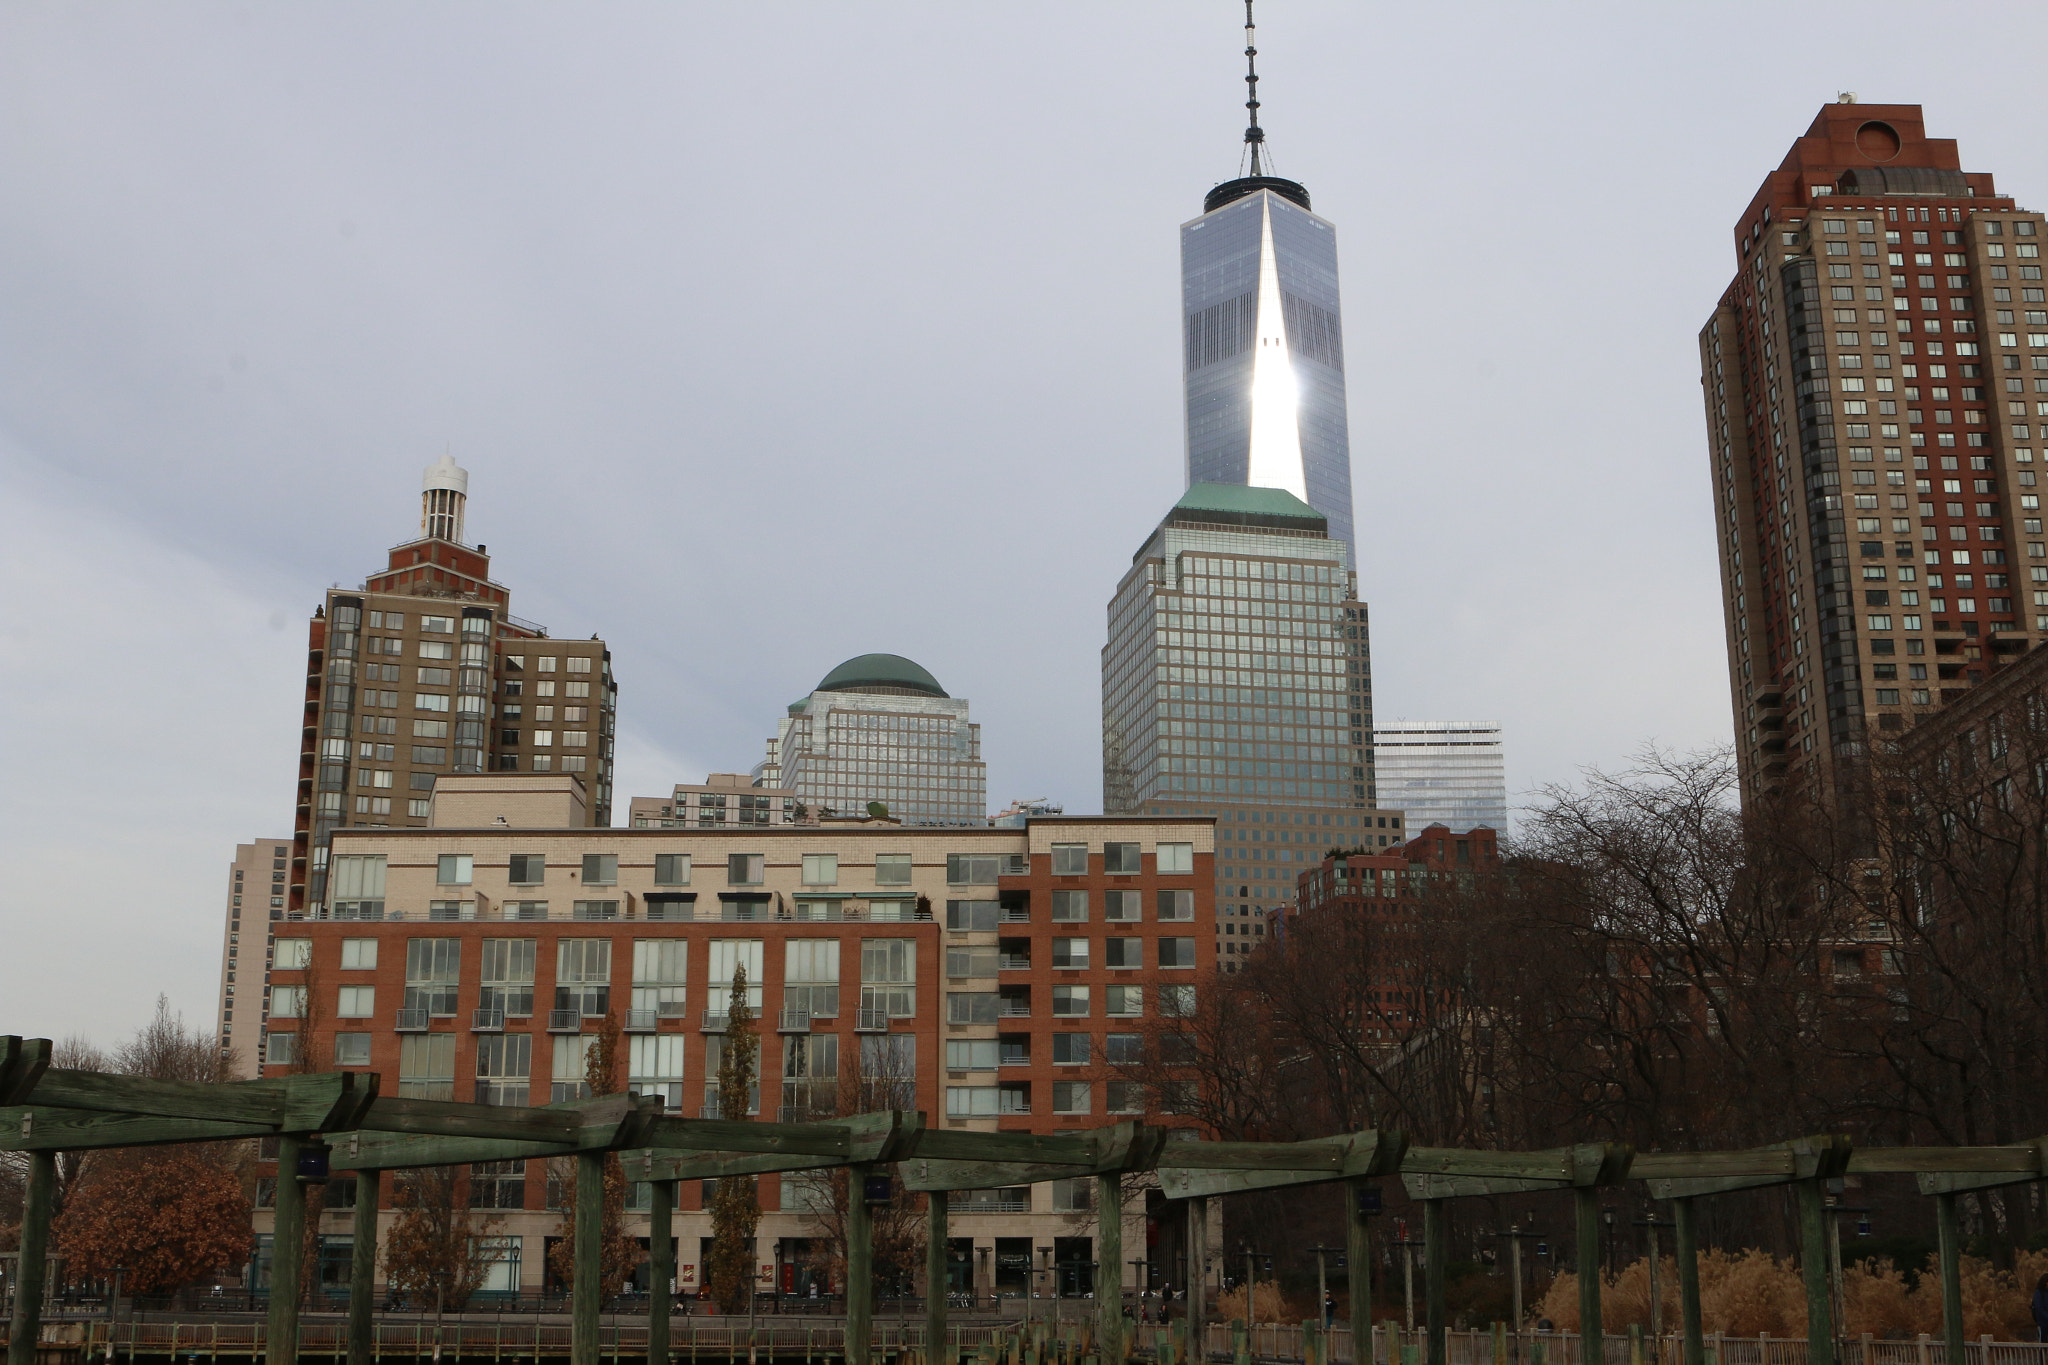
[1242,0,1265,176]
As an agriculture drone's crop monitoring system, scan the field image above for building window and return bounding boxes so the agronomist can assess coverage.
[333,1033,372,1067]
[1157,891,1195,922]
[727,854,765,886]
[474,1035,532,1107]
[1050,891,1089,922]
[265,1033,297,1066]
[654,853,690,885]
[802,854,838,886]
[1102,890,1141,922]
[861,939,916,1018]
[1052,1081,1092,1115]
[581,854,617,886]
[1103,843,1142,874]
[1104,985,1143,1018]
[1052,937,1090,969]
[1052,1033,1090,1066]
[404,939,461,1017]
[481,939,537,1018]
[469,1161,525,1211]
[946,1039,998,1070]
[269,986,305,1019]
[398,1034,456,1100]
[337,986,375,1018]
[1156,843,1194,874]
[556,940,613,1018]
[437,854,473,886]
[274,938,313,970]
[946,854,1000,885]
[1050,844,1089,876]
[708,940,765,1011]
[1106,1081,1145,1115]
[1052,985,1090,1018]
[631,940,688,1023]
[509,854,545,885]
[1104,937,1143,969]
[1158,985,1197,1017]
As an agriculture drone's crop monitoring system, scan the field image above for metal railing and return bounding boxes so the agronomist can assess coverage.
[393,1010,429,1032]
[546,1009,582,1032]
[471,1008,504,1032]
[700,1011,728,1033]
[778,1006,812,1032]
[854,1009,890,1032]
[622,1010,658,1032]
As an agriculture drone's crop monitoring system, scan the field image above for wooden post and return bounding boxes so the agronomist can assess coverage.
[6,1150,55,1365]
[649,1180,674,1365]
[1934,1194,1964,1365]
[928,1193,951,1365]
[1422,1201,1446,1365]
[1794,1183,1835,1365]
[848,1164,875,1365]
[269,1134,308,1365]
[1189,1198,1209,1342]
[1671,1200,1703,1365]
[1097,1174,1122,1364]
[1346,1182,1372,1342]
[1572,1190,1602,1365]
[347,1171,380,1365]
[573,1151,603,1365]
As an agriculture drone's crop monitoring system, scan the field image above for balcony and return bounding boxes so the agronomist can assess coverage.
[854,1009,890,1033]
[394,1010,429,1032]
[997,954,1032,971]
[655,1000,691,1018]
[777,1006,812,1033]
[1000,909,1031,924]
[700,1011,729,1033]
[547,1010,583,1033]
[471,1008,505,1033]
[623,1010,659,1033]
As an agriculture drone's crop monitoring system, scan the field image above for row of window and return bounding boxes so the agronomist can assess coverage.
[945,1080,1149,1117]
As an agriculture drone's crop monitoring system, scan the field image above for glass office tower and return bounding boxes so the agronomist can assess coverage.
[1182,178,1356,554]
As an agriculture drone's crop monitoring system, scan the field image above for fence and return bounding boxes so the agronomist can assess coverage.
[1188,1326,2048,1365]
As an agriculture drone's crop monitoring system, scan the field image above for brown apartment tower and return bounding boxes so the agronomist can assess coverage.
[1704,101,2048,808]
[289,456,618,917]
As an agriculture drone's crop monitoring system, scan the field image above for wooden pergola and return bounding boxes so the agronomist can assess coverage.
[3,1035,2041,1365]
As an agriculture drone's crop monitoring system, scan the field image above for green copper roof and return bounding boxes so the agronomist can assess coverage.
[1174,482,1319,518]
[815,653,948,698]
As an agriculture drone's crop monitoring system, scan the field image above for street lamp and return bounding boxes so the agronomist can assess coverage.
[1308,1247,1345,1329]
[1634,1212,1673,1364]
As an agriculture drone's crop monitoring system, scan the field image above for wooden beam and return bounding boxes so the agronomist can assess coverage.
[1855,1145,2040,1175]
[1645,1136,1850,1199]
[1630,1151,1797,1180]
[1795,1180,1836,1365]
[1402,1174,1577,1200]
[638,1113,853,1159]
[5,1149,54,1365]
[908,1128,1104,1165]
[1098,1171,1124,1362]
[622,1149,845,1183]
[267,1134,307,1365]
[572,1150,602,1365]
[1156,1129,1405,1198]
[847,1163,875,1365]
[649,1180,673,1365]
[330,1131,576,1171]
[347,1171,379,1365]
[355,1095,582,1144]
[1673,1197,1704,1365]
[926,1191,950,1365]
[0,1106,278,1151]
[0,1038,51,1107]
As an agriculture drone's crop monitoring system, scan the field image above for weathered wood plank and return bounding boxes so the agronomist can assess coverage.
[902,1158,1109,1192]
[1854,1147,2038,1175]
[834,1109,924,1164]
[0,1038,52,1108]
[0,1106,277,1150]
[330,1130,576,1170]
[1401,1147,1576,1181]
[638,1113,853,1158]
[356,1095,581,1144]
[621,1150,845,1182]
[1160,1137,1350,1172]
[1159,1166,1362,1199]
[1631,1151,1797,1180]
[1647,1173,1803,1199]
[1403,1174,1577,1200]
[25,1069,290,1126]
[1916,1170,2041,1194]
[908,1128,1105,1166]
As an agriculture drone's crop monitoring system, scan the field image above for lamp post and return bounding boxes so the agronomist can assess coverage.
[1824,1185,1873,1362]
[1498,1220,1545,1355]
[1309,1247,1344,1330]
[1634,1212,1673,1365]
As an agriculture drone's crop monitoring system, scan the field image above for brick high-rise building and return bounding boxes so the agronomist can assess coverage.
[1703,101,2048,807]
[290,455,618,915]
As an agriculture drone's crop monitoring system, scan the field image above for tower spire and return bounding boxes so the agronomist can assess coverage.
[1242,0,1265,176]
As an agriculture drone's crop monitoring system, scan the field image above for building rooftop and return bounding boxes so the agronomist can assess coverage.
[813,653,948,699]
[1165,482,1328,534]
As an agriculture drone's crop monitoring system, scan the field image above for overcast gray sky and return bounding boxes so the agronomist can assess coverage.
[5,2,2045,1047]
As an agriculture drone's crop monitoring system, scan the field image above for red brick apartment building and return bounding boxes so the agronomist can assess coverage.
[253,776,1215,1301]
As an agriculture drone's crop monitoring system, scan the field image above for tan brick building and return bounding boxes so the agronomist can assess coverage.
[257,777,1215,1301]
[214,837,292,1074]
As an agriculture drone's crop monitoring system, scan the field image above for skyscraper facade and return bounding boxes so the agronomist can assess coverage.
[289,457,618,917]
[1372,721,1508,833]
[1703,102,2048,807]
[1183,179,1355,554]
[756,654,987,825]
[215,836,292,1074]
[1102,484,1403,961]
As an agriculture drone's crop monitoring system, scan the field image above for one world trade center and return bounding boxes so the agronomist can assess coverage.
[1180,7,1355,554]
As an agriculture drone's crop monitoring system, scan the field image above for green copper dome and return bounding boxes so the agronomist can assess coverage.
[815,653,948,699]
